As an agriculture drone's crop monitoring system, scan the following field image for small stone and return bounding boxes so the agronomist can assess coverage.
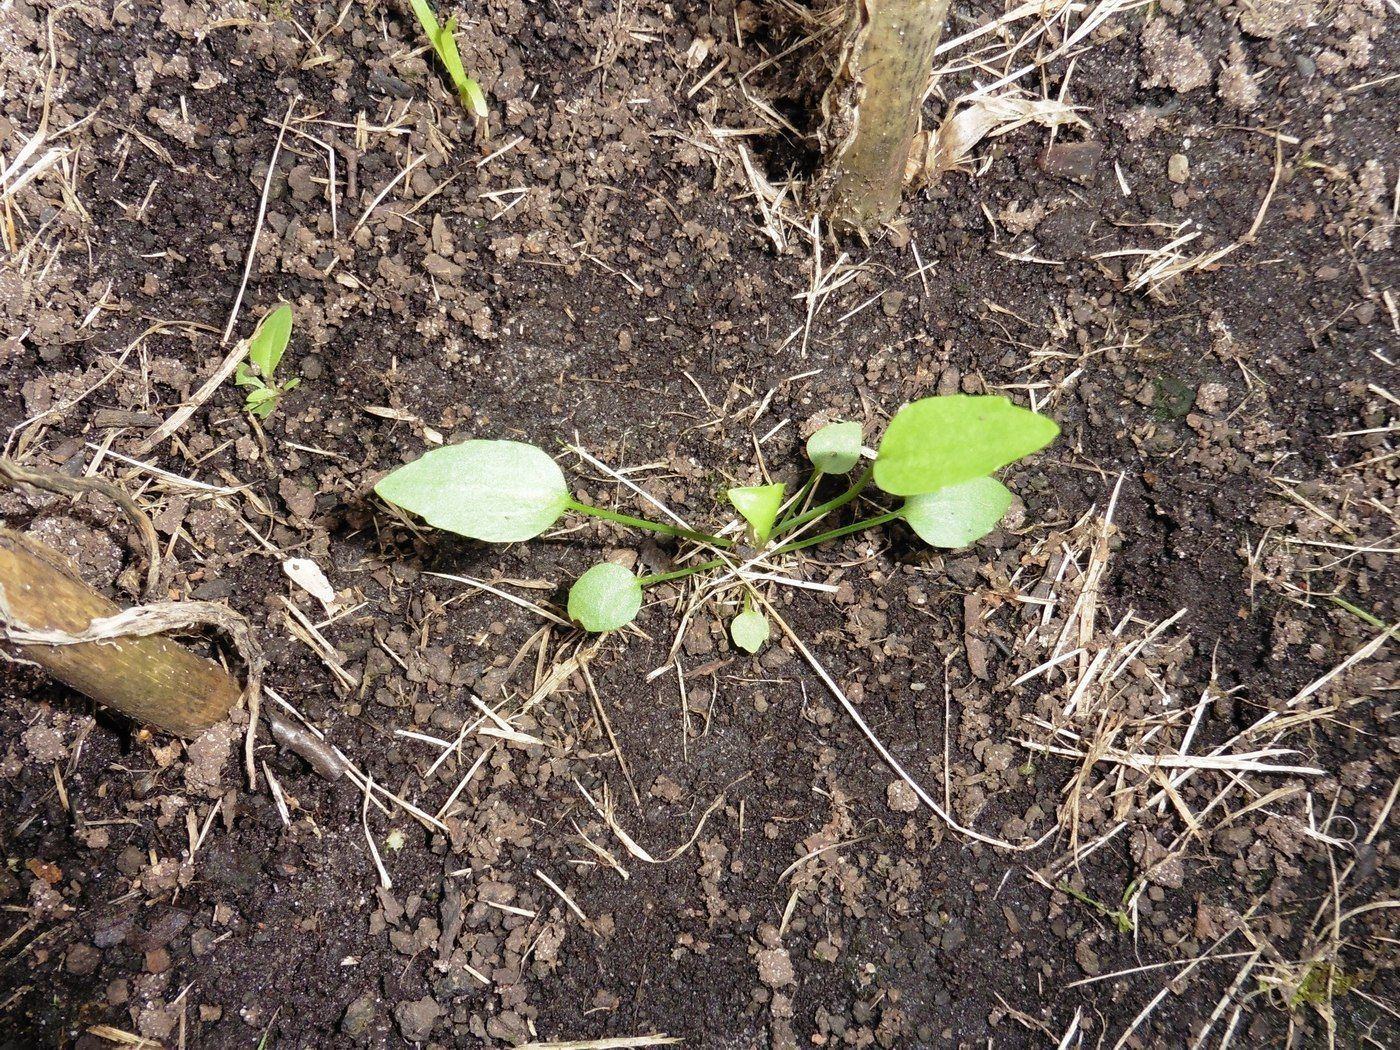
[982,742,1016,773]
[940,921,965,952]
[130,908,191,952]
[287,164,318,203]
[886,780,919,813]
[1038,141,1103,183]
[106,979,129,1006]
[65,943,100,976]
[393,996,443,1042]
[1075,936,1101,976]
[1167,153,1189,184]
[1196,382,1229,414]
[341,994,378,1037]
[756,947,795,988]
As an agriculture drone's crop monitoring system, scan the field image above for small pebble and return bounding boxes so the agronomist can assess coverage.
[887,780,919,813]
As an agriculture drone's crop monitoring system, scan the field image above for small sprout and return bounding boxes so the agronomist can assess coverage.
[407,0,489,127]
[375,440,570,542]
[730,606,770,654]
[234,304,299,419]
[567,563,642,632]
[384,828,407,852]
[806,420,863,475]
[727,483,785,543]
[899,477,1014,548]
[873,395,1058,496]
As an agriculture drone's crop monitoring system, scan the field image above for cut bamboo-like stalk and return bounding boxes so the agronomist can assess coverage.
[818,0,952,231]
[0,530,239,738]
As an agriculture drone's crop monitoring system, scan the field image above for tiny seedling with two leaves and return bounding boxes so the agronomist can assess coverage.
[375,395,1059,653]
[408,0,489,129]
[234,304,298,420]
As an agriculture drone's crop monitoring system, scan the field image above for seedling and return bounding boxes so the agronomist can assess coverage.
[234,304,298,420]
[408,0,489,129]
[1057,880,1134,935]
[375,396,1058,652]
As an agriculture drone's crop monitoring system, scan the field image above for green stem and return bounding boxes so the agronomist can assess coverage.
[638,508,900,587]
[771,464,873,537]
[639,558,725,587]
[568,499,732,549]
[1327,594,1393,632]
[771,510,899,556]
[775,468,821,530]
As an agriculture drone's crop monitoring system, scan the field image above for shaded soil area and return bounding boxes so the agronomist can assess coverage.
[0,1,1396,1047]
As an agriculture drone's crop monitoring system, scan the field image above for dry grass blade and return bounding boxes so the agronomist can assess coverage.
[575,777,737,864]
[427,571,572,627]
[911,90,1085,182]
[84,1026,160,1048]
[137,338,251,454]
[515,1037,681,1050]
[361,773,392,890]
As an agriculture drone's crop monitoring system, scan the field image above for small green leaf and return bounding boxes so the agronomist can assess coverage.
[375,440,570,542]
[806,421,863,474]
[568,563,642,632]
[730,608,770,653]
[234,363,261,389]
[727,484,785,543]
[248,304,293,378]
[873,396,1058,497]
[409,0,489,122]
[244,387,278,419]
[899,477,1014,548]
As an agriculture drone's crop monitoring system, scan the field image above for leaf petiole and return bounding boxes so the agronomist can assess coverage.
[638,510,899,588]
[770,511,900,556]
[567,499,732,549]
[771,464,874,537]
[774,467,821,531]
[638,558,725,587]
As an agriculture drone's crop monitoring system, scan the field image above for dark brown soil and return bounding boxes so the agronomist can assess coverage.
[1,1,1396,1048]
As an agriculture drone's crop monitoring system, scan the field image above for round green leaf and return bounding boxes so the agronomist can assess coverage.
[899,477,1014,548]
[727,483,785,543]
[806,421,863,474]
[873,396,1058,497]
[375,440,569,542]
[567,563,642,632]
[730,608,770,654]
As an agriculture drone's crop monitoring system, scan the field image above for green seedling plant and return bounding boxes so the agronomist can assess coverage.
[408,0,489,128]
[234,304,298,420]
[1057,879,1135,935]
[375,395,1058,651]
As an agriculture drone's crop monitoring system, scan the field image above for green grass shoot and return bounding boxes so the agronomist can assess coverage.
[408,0,489,128]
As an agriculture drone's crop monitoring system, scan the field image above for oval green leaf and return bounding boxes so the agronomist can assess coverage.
[873,396,1058,497]
[727,483,785,543]
[249,303,293,377]
[568,563,642,632]
[806,420,863,474]
[730,608,770,654]
[375,440,570,542]
[899,477,1014,548]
